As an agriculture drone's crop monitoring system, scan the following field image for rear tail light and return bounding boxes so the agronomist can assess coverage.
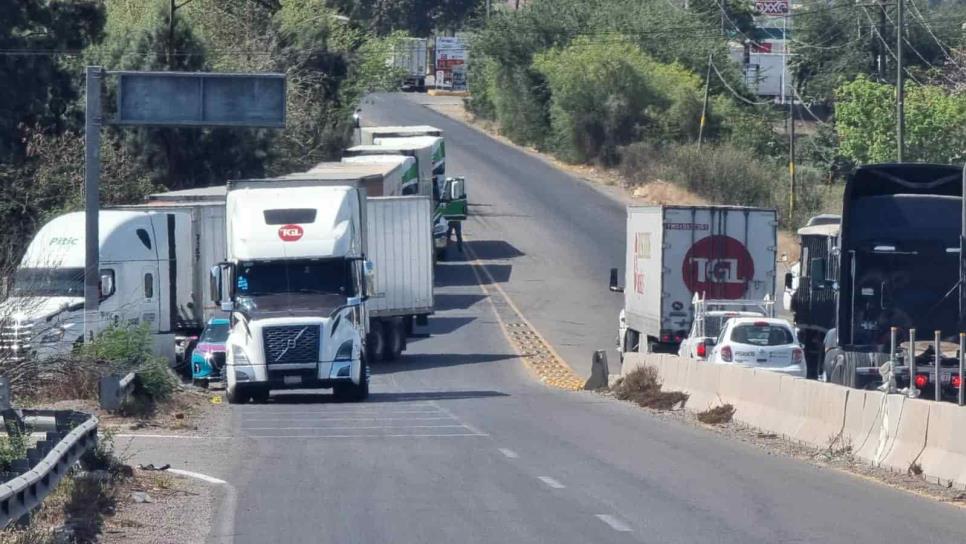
[696,343,707,358]
[953,374,962,389]
[914,374,929,389]
[662,334,671,342]
[792,348,804,364]
[674,335,683,343]
[721,345,733,362]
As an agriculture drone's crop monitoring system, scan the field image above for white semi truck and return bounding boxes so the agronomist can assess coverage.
[210,169,434,403]
[340,155,420,195]
[609,205,778,356]
[389,38,428,92]
[0,199,226,364]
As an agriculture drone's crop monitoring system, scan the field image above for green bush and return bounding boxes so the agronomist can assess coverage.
[532,36,701,164]
[836,76,966,164]
[81,324,176,403]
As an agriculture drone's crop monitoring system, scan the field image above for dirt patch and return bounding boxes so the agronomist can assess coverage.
[612,367,689,410]
[697,404,735,425]
[101,470,212,544]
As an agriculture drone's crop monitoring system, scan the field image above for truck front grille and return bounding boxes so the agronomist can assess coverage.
[263,326,320,365]
[0,319,31,363]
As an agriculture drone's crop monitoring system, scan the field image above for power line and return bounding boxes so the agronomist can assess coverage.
[710,58,774,105]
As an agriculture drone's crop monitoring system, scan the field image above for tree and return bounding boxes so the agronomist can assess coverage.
[0,0,105,162]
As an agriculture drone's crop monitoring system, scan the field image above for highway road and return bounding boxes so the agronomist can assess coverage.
[126,93,966,543]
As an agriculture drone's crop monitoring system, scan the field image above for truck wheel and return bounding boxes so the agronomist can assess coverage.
[193,378,209,390]
[384,319,405,361]
[404,316,415,336]
[436,248,446,261]
[251,387,270,404]
[226,385,248,404]
[367,321,385,363]
[335,360,369,402]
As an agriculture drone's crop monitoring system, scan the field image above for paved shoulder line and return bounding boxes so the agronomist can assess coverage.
[167,468,228,485]
[595,514,632,532]
[464,241,585,390]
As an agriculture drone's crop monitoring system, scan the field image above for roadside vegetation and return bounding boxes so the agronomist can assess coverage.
[611,367,689,410]
[467,0,966,228]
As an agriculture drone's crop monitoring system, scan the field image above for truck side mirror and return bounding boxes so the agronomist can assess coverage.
[810,257,827,288]
[451,177,465,200]
[209,266,222,303]
[99,271,115,299]
[609,268,623,293]
[784,272,793,289]
[363,260,377,300]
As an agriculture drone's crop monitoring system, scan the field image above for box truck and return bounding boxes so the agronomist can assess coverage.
[0,199,226,366]
[390,37,428,92]
[609,205,778,355]
[360,125,443,145]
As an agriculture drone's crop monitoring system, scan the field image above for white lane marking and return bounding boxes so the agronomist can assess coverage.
[242,433,488,439]
[115,434,231,439]
[595,514,632,532]
[538,476,566,489]
[166,468,227,485]
[243,424,466,431]
[498,448,519,459]
[241,416,453,422]
[429,401,488,436]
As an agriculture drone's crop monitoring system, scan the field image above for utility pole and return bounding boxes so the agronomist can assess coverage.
[486,0,491,19]
[789,94,796,221]
[698,53,713,149]
[896,0,905,162]
[84,67,103,342]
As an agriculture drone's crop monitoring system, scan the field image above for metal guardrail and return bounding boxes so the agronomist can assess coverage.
[99,371,137,412]
[0,408,98,528]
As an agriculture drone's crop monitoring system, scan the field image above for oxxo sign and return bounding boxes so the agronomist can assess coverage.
[278,224,304,242]
[682,235,754,299]
[754,0,789,14]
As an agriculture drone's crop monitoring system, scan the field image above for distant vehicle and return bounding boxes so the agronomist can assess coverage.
[784,214,840,379]
[610,205,777,357]
[359,126,443,145]
[389,38,428,92]
[191,318,230,388]
[678,295,773,360]
[707,317,805,377]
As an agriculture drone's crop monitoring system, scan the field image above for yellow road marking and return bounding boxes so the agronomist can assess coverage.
[463,243,585,391]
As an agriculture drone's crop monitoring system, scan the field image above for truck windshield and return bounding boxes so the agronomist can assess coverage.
[235,259,353,298]
[11,268,85,297]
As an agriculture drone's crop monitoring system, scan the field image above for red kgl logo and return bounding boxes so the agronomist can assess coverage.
[278,224,304,242]
[682,235,755,299]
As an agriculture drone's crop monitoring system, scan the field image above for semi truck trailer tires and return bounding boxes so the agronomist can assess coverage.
[367,321,386,363]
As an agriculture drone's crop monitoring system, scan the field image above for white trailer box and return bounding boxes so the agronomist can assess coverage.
[341,155,420,196]
[390,38,428,91]
[345,136,443,199]
[619,205,777,351]
[366,196,434,318]
[360,126,443,145]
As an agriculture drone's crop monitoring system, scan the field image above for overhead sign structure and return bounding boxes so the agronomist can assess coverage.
[754,0,789,15]
[115,71,286,128]
[84,67,287,340]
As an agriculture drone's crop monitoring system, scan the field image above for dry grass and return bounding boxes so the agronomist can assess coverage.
[630,180,706,205]
[612,367,689,410]
[697,404,736,425]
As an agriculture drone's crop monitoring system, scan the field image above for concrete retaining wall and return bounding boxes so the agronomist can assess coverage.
[621,352,966,488]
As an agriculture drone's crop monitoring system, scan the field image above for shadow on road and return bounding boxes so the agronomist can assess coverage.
[373,352,517,374]
[268,389,510,404]
[435,263,512,286]
[433,293,488,310]
[465,240,525,260]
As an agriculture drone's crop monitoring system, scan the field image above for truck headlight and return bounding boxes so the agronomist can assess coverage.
[335,340,354,361]
[39,328,65,344]
[231,345,251,365]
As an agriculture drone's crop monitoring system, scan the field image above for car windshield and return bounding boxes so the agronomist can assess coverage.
[731,324,794,346]
[201,322,230,343]
[235,259,352,297]
[11,267,84,297]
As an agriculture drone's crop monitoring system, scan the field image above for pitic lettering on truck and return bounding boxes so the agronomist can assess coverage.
[682,235,755,299]
[633,232,651,294]
[48,237,79,246]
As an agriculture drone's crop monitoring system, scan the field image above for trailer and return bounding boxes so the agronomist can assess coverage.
[610,205,778,355]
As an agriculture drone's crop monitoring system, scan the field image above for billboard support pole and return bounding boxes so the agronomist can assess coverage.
[83,66,103,343]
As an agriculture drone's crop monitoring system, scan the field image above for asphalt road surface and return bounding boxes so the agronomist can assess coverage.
[127,93,966,543]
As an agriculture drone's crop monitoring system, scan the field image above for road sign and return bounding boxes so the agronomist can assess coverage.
[115,71,286,128]
[754,0,789,15]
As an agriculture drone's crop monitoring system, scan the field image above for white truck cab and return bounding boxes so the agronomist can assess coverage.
[1,210,195,362]
[213,174,375,403]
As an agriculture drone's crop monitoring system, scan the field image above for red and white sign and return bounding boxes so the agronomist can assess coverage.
[682,235,754,299]
[754,0,789,14]
[278,224,304,242]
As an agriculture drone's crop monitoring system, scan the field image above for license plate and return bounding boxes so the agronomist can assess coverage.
[283,375,302,385]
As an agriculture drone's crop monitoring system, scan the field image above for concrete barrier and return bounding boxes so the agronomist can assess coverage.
[682,358,723,411]
[879,396,929,474]
[792,380,849,448]
[918,401,966,489]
